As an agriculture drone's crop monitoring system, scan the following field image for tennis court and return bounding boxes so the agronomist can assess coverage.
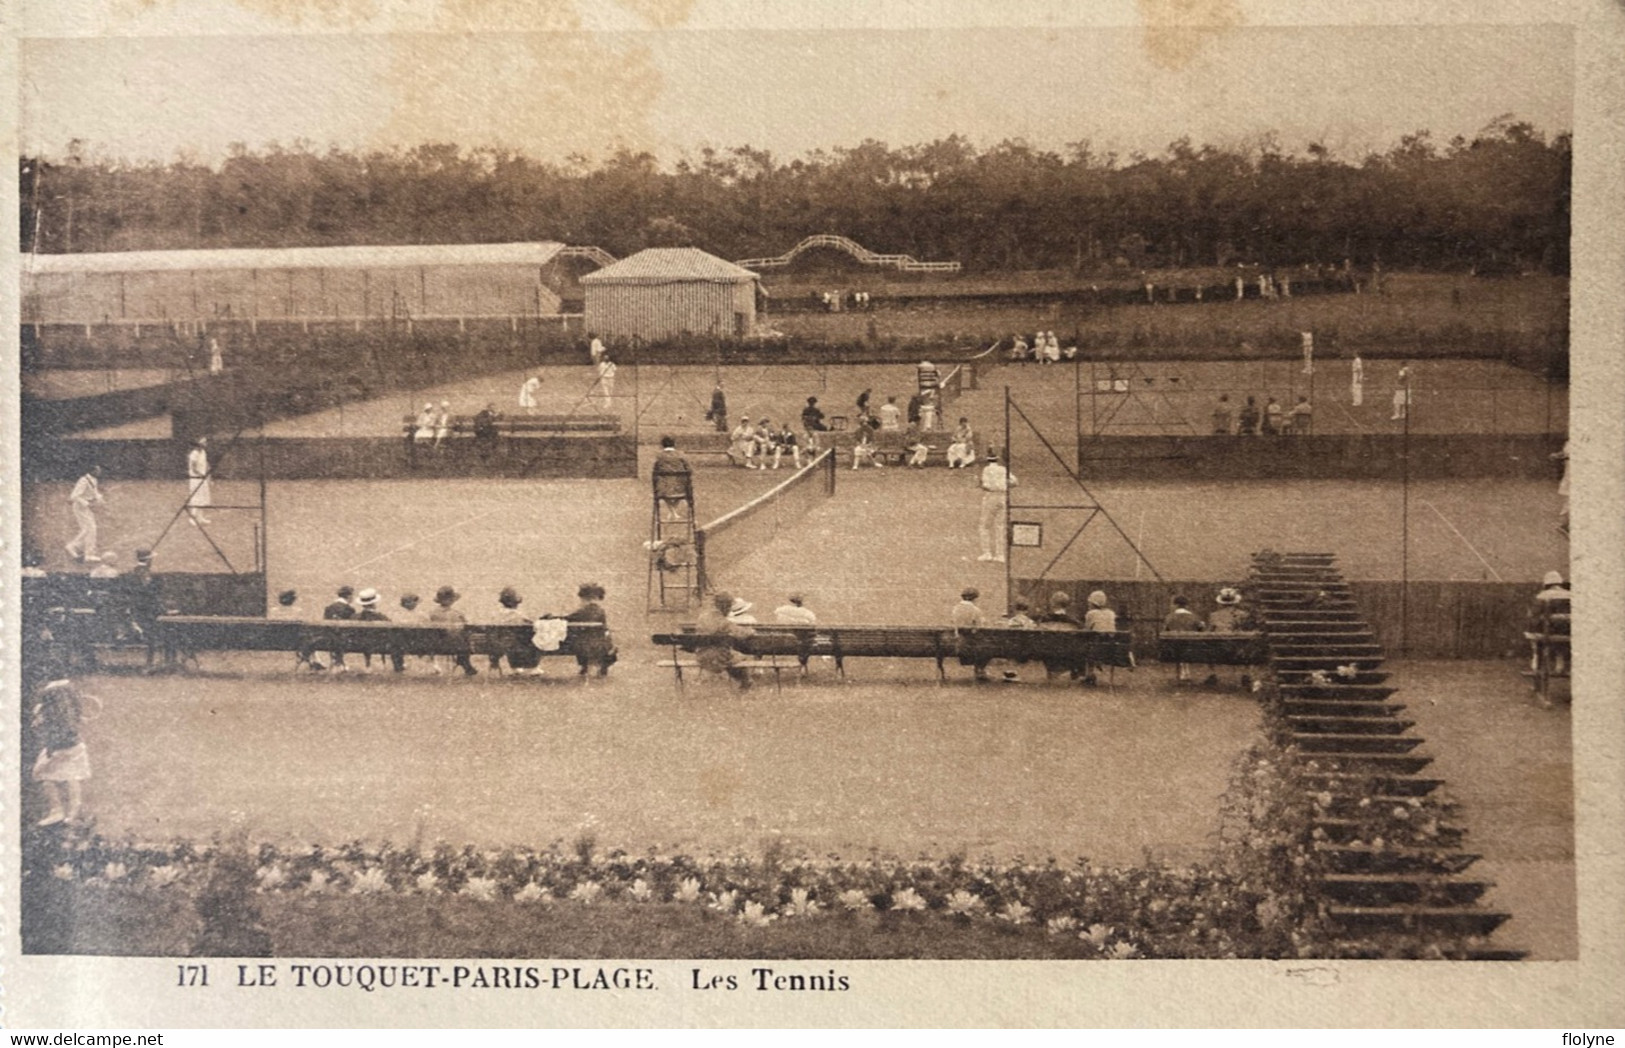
[22,368,177,400]
[24,465,1564,628]
[18,453,1572,938]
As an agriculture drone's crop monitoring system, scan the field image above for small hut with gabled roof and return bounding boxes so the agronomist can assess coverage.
[580,247,760,341]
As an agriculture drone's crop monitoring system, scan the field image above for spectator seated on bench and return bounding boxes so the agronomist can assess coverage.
[1201,587,1258,690]
[1524,570,1571,707]
[690,591,758,690]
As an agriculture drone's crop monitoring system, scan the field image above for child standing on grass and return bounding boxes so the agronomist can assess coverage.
[32,679,99,827]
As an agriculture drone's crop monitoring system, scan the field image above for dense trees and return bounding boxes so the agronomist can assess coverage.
[19,121,1568,273]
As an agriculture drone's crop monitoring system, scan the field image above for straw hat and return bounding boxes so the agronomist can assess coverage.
[1542,570,1565,587]
[1087,590,1108,608]
[357,588,379,607]
[728,598,753,616]
[1050,591,1071,608]
[1215,587,1242,606]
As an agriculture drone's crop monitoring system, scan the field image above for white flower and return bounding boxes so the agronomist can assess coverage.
[674,877,702,904]
[461,876,499,902]
[1109,941,1141,959]
[627,878,654,902]
[103,862,129,881]
[513,882,551,903]
[568,881,603,905]
[738,901,777,927]
[350,867,390,895]
[710,889,739,915]
[838,889,871,912]
[1046,916,1078,936]
[785,887,820,918]
[415,871,442,895]
[890,887,927,912]
[305,869,331,894]
[945,889,984,916]
[255,864,286,890]
[997,900,1033,925]
[1081,923,1113,947]
[147,864,180,887]
[53,863,76,882]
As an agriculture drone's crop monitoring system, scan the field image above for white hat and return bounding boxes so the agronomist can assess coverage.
[1542,570,1565,587]
[728,598,753,616]
[358,588,379,607]
[1215,587,1242,606]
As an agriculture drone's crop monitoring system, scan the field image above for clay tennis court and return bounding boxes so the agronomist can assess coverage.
[22,341,1572,948]
[22,411,1576,954]
[61,354,1563,442]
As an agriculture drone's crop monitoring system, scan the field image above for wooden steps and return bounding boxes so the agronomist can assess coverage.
[1287,715,1416,735]
[1250,548,1519,959]
[1326,906,1511,937]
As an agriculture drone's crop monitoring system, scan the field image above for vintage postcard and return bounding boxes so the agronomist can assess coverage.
[2,0,1622,1030]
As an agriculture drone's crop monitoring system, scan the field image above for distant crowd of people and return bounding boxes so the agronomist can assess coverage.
[1006,332,1078,363]
[1210,393,1315,436]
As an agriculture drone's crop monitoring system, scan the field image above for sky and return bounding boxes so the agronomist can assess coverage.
[17,7,1574,167]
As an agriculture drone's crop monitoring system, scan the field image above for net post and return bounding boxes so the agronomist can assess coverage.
[694,529,709,595]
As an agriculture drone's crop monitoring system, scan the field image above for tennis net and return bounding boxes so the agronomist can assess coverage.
[694,448,836,593]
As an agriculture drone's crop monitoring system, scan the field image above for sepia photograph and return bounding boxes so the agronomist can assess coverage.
[3,0,1622,1030]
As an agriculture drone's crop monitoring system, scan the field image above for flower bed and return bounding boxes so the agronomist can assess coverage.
[19,678,1491,959]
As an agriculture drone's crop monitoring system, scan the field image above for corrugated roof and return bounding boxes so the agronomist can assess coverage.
[580,247,759,284]
[25,242,567,274]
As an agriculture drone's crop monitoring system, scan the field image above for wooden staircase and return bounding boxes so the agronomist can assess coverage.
[1250,550,1522,954]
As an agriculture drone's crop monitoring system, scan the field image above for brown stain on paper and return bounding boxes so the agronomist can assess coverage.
[109,0,693,163]
[1137,0,1244,71]
[115,0,693,32]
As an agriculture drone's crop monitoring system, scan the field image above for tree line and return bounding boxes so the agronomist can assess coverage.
[19,119,1569,274]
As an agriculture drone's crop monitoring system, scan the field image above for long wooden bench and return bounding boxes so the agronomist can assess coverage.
[652,624,1133,682]
[402,413,620,436]
[156,615,608,669]
[1156,631,1267,666]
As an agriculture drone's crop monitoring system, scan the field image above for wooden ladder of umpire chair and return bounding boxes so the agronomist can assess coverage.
[646,472,698,612]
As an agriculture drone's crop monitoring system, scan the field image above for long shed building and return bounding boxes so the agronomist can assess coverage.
[581,248,760,341]
[22,242,570,324]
